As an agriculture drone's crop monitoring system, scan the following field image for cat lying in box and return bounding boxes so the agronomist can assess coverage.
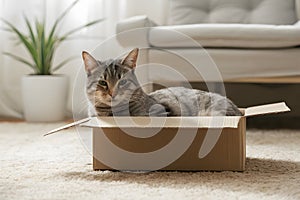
[82,48,242,117]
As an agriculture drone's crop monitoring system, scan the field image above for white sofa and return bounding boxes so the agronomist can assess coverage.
[116,0,300,89]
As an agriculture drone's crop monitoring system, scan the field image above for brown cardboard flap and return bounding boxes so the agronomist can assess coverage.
[44,117,91,136]
[45,101,289,136]
[244,102,290,117]
[45,116,241,136]
[80,116,242,128]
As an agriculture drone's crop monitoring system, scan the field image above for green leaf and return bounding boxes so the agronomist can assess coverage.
[34,19,42,73]
[3,52,37,73]
[41,27,46,74]
[0,27,11,32]
[48,0,80,44]
[23,15,36,47]
[2,19,39,69]
[52,56,77,72]
[59,19,104,41]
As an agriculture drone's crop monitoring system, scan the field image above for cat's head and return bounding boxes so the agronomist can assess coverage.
[82,48,140,108]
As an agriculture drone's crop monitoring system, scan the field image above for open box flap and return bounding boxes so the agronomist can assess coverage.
[80,116,242,128]
[244,102,290,117]
[44,102,290,136]
[44,116,241,136]
[44,117,91,136]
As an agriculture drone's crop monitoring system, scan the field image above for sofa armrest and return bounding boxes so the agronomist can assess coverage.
[294,20,300,26]
[116,15,157,34]
[116,15,157,47]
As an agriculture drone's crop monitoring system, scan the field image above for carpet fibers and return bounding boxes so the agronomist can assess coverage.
[0,122,299,200]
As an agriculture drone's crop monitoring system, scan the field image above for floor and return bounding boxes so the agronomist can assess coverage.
[0,122,299,200]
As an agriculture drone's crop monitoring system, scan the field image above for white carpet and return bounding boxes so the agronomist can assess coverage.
[0,122,299,200]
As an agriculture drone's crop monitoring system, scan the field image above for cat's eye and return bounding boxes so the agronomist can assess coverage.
[119,79,127,86]
[98,80,107,87]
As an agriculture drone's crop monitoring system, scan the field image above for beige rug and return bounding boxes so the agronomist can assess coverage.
[0,122,299,200]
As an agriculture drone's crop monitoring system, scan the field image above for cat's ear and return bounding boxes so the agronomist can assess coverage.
[121,48,139,69]
[82,51,98,75]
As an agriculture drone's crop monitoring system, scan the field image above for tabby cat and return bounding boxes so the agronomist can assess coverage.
[82,48,242,117]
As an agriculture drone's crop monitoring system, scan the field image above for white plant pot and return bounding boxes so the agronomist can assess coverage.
[22,75,68,122]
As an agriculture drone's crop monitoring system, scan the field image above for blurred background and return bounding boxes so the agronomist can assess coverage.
[0,0,299,128]
[0,0,164,119]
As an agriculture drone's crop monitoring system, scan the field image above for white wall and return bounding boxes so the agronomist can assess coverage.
[122,0,169,25]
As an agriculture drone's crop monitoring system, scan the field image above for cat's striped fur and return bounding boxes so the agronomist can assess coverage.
[82,48,242,117]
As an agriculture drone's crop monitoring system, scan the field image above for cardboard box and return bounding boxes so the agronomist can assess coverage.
[46,102,290,172]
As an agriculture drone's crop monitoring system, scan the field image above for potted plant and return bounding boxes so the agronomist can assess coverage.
[2,0,102,122]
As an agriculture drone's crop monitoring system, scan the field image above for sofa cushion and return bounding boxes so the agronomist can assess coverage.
[148,48,300,82]
[148,23,300,48]
[169,0,297,25]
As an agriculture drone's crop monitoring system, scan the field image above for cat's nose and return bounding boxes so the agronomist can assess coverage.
[109,90,116,98]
